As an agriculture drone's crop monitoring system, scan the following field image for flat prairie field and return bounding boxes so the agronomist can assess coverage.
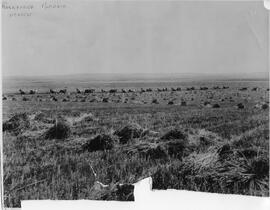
[2,80,269,207]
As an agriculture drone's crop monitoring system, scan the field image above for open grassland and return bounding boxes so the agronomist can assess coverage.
[2,81,269,207]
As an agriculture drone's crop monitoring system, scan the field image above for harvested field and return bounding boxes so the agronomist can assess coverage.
[2,80,269,207]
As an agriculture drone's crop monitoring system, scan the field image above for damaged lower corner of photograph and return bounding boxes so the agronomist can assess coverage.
[1,0,270,210]
[21,177,270,210]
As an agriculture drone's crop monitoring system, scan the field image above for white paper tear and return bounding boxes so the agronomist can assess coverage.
[21,177,270,210]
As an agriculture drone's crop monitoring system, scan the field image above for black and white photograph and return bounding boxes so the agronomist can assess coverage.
[1,0,269,208]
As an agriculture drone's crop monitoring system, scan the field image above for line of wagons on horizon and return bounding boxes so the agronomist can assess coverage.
[11,86,269,96]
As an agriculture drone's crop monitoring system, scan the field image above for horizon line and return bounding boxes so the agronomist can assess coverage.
[3,71,269,79]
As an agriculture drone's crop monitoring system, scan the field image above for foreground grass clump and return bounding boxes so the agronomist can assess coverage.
[152,125,269,196]
[152,154,269,196]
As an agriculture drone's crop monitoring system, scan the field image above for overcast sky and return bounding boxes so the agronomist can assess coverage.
[2,1,269,77]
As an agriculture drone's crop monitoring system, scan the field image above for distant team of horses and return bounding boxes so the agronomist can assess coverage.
[16,86,268,95]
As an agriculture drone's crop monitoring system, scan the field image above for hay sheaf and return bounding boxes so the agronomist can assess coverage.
[140,144,168,160]
[114,123,144,144]
[82,134,117,152]
[43,121,71,140]
[162,140,189,159]
[160,128,188,141]
[121,142,168,160]
[3,113,30,133]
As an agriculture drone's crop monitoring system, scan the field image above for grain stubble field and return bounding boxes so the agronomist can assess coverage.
[2,79,269,207]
